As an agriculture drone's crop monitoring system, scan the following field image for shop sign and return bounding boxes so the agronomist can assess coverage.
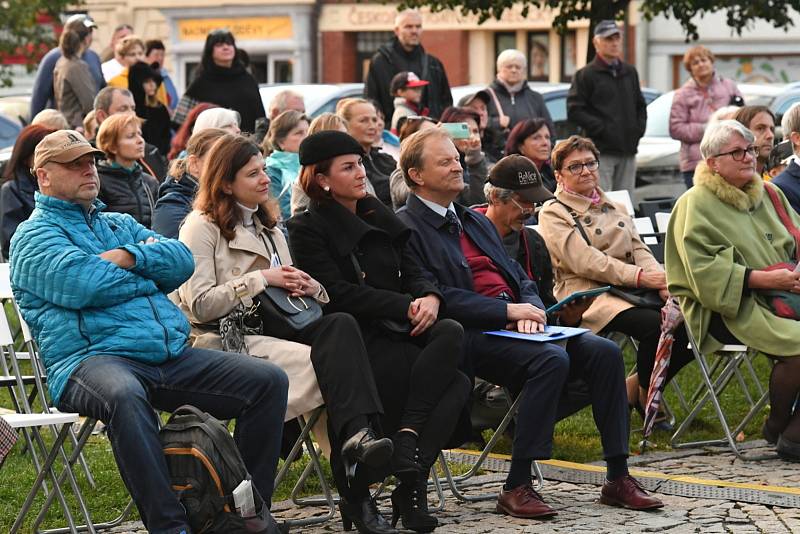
[178,17,293,41]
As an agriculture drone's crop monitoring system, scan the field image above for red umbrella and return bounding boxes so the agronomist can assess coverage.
[642,297,685,449]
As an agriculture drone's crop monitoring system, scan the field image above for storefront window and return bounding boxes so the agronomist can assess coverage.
[357,31,393,82]
[495,32,517,62]
[560,30,577,82]
[528,32,549,81]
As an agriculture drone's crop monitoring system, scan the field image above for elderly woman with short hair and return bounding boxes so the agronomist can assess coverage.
[669,45,742,188]
[666,120,800,460]
[484,49,555,161]
[538,135,695,424]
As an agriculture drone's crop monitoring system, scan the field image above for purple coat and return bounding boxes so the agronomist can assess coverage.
[669,76,741,172]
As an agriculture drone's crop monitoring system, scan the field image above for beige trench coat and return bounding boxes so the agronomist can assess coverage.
[177,210,326,422]
[538,188,663,332]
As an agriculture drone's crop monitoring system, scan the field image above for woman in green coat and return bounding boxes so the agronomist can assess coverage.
[665,119,800,462]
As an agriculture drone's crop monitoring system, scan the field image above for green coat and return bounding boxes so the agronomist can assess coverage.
[665,162,800,356]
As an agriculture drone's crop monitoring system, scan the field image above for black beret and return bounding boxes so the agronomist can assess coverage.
[299,131,365,166]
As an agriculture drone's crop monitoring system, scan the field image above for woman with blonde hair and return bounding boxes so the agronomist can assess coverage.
[336,98,396,206]
[95,113,160,226]
[152,128,227,238]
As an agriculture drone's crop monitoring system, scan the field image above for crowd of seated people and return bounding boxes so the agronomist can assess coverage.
[9,15,800,534]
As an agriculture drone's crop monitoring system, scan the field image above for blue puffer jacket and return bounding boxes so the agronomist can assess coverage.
[9,192,194,405]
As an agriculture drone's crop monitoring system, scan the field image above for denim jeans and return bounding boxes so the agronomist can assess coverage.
[58,346,289,534]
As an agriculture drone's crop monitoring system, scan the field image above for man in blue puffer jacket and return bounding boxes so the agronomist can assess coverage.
[10,130,289,534]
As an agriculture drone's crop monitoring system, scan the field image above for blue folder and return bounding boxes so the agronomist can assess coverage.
[484,325,590,343]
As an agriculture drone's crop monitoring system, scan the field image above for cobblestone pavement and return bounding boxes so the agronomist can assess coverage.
[105,441,800,533]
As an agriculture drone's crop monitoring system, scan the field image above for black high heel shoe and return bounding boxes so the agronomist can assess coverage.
[390,478,437,532]
[341,428,394,479]
[340,495,399,534]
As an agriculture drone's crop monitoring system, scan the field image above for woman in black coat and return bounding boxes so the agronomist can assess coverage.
[287,131,470,534]
[173,29,265,133]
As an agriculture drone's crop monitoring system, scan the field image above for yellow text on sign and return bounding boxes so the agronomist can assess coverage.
[178,17,293,41]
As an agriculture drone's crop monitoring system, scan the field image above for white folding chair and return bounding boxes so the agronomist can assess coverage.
[670,326,771,460]
[605,190,635,216]
[654,212,671,234]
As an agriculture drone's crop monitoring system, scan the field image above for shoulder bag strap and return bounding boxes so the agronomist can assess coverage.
[555,199,591,246]
[485,86,508,125]
[764,183,800,262]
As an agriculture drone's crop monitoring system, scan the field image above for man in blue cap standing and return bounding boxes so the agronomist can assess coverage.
[567,20,647,194]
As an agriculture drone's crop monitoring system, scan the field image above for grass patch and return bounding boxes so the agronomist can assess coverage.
[1,343,771,531]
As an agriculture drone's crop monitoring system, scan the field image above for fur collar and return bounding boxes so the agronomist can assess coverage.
[694,162,763,211]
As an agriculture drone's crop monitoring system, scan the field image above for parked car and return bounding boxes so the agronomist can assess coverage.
[634,83,800,203]
[259,83,363,119]
[450,83,660,141]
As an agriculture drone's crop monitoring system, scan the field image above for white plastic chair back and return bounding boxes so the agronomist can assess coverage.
[655,212,671,233]
[605,190,635,216]
[0,263,12,299]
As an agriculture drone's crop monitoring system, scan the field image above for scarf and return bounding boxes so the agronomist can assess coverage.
[563,184,602,205]
[496,76,526,95]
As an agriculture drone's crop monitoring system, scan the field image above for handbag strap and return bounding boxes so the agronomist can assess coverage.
[485,86,508,126]
[349,253,365,286]
[555,200,592,246]
[764,183,800,263]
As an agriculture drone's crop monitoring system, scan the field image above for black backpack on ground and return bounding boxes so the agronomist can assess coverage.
[159,405,283,533]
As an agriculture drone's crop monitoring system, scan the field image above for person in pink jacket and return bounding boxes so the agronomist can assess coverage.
[669,45,742,188]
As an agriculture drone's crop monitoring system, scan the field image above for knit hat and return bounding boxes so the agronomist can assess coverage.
[488,154,554,203]
[33,130,104,170]
[390,71,430,94]
[299,131,364,166]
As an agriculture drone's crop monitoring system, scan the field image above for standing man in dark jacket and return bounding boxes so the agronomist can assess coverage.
[366,9,452,122]
[396,129,664,520]
[567,21,647,193]
[773,104,800,213]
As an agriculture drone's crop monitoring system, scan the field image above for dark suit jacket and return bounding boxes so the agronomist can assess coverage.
[773,160,800,215]
[286,195,442,323]
[396,194,544,330]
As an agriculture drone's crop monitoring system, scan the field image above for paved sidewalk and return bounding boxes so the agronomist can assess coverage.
[105,441,800,533]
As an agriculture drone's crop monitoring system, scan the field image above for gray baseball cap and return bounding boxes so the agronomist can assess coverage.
[594,20,621,38]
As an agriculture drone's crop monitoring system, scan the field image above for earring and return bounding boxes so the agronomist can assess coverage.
[323,185,330,192]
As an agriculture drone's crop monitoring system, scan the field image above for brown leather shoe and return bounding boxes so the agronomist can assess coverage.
[600,475,664,510]
[496,483,557,518]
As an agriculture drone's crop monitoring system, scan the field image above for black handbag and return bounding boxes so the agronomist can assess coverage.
[556,200,664,310]
[349,251,411,335]
[256,232,322,339]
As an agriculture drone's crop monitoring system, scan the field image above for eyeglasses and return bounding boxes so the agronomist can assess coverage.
[563,160,599,175]
[510,197,534,215]
[714,145,758,161]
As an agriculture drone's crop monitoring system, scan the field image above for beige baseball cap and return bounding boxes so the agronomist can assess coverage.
[33,130,104,170]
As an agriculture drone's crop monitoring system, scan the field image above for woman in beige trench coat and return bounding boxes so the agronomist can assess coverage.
[177,134,393,494]
[538,136,694,424]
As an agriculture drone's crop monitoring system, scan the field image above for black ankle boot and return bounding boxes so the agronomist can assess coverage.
[390,477,437,532]
[340,495,399,534]
[391,431,422,475]
[341,428,394,479]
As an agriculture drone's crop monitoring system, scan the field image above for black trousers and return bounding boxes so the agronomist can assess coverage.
[285,312,383,438]
[465,329,629,460]
[603,307,695,389]
[330,319,470,499]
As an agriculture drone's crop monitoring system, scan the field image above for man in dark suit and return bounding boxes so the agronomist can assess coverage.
[773,106,800,214]
[395,129,664,519]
